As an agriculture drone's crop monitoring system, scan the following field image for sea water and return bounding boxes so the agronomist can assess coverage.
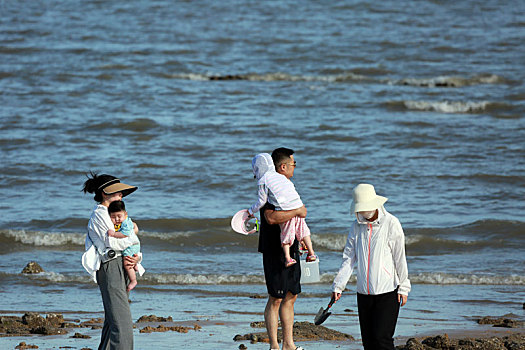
[0,0,524,349]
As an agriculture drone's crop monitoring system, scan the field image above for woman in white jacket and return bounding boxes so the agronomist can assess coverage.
[332,184,410,350]
[82,172,142,350]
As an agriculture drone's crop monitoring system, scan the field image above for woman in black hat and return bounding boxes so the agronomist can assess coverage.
[82,172,140,350]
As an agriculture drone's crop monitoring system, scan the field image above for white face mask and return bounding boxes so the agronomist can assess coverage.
[359,210,376,219]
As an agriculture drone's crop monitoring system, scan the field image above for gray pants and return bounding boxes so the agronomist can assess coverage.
[96,258,134,350]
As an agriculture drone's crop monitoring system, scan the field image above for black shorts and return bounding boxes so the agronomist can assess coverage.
[262,251,301,299]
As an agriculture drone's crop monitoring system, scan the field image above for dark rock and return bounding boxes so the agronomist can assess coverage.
[239,344,247,350]
[234,321,354,343]
[21,261,44,274]
[397,334,525,350]
[422,334,451,348]
[477,316,524,328]
[250,321,270,328]
[22,313,46,327]
[136,314,173,323]
[30,325,67,335]
[139,325,192,333]
[46,313,64,326]
[15,342,38,349]
[72,332,91,339]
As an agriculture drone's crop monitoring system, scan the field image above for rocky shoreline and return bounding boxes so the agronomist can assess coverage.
[1,311,523,349]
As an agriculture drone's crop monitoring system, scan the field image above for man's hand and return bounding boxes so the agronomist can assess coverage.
[265,205,308,225]
[296,205,307,218]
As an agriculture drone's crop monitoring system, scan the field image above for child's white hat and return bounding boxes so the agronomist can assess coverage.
[231,209,258,235]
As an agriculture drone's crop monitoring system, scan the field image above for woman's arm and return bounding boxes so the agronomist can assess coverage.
[91,208,139,250]
[107,229,127,238]
[265,205,307,225]
[390,218,411,297]
[332,227,357,295]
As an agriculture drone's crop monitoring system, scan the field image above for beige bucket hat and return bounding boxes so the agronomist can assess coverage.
[99,178,137,198]
[350,183,388,213]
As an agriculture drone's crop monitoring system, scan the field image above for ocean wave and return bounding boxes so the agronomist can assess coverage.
[410,273,525,285]
[402,100,490,113]
[389,74,504,87]
[18,271,524,286]
[2,219,523,251]
[0,229,85,246]
[162,72,370,83]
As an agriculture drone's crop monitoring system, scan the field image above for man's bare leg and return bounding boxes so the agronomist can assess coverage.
[265,296,282,349]
[280,292,297,350]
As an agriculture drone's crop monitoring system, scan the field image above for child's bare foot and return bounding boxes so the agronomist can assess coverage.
[127,280,137,292]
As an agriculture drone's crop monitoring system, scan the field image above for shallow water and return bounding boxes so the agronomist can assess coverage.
[1,0,524,348]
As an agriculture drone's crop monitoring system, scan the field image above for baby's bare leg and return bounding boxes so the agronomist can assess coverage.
[282,244,297,267]
[126,266,137,292]
[301,235,315,257]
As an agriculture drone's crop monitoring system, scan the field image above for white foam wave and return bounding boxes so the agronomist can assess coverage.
[18,271,524,286]
[410,273,525,285]
[142,273,265,285]
[1,229,85,246]
[311,233,347,251]
[139,230,194,240]
[169,72,369,83]
[391,74,503,87]
[26,271,92,283]
[404,100,489,113]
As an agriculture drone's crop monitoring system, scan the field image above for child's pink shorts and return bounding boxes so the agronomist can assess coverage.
[279,216,310,245]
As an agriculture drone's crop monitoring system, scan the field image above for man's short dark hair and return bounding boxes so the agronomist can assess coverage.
[271,147,294,168]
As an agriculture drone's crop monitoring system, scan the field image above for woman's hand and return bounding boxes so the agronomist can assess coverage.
[332,292,341,302]
[124,254,140,269]
[398,293,408,306]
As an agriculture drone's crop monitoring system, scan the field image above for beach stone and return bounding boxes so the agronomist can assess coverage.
[396,338,424,350]
[238,344,247,350]
[234,321,354,343]
[396,334,525,350]
[71,332,91,339]
[136,314,173,323]
[21,261,44,274]
[15,342,38,349]
[477,316,524,328]
[30,325,67,335]
[139,325,191,333]
[422,334,451,348]
[22,313,46,327]
[46,313,64,326]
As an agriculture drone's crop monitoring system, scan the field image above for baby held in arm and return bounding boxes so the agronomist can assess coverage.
[107,200,141,292]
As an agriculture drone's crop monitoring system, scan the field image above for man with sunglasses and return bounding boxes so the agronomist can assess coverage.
[258,147,309,350]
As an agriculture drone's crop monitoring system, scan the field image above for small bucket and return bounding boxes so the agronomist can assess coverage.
[300,259,320,284]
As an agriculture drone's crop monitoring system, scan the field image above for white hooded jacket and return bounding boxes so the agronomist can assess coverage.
[248,153,303,215]
[332,206,411,296]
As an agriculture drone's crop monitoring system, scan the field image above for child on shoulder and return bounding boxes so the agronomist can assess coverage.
[249,151,316,267]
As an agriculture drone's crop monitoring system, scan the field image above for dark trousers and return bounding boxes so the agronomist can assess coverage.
[357,288,400,350]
